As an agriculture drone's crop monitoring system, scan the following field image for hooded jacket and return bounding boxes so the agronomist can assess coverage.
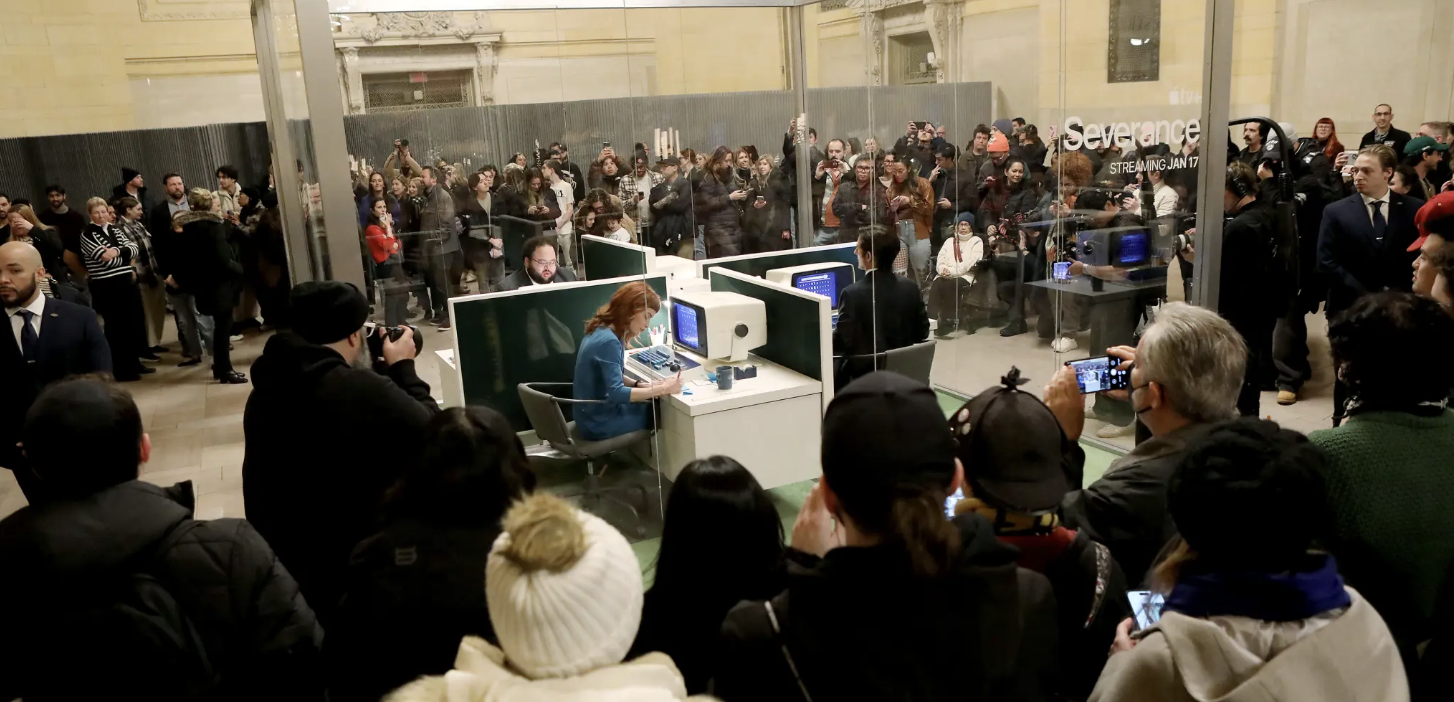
[0,480,325,701]
[242,332,439,625]
[714,511,1059,702]
[384,636,717,702]
[1088,588,1407,702]
[162,209,242,316]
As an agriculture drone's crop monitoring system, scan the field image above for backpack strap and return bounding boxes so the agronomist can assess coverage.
[1084,541,1113,629]
[761,596,814,702]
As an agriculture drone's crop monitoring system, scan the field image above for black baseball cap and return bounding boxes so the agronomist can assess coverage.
[947,367,1070,513]
[822,372,956,504]
[656,156,680,167]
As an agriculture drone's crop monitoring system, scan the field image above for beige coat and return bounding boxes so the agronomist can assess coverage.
[385,636,718,702]
[1089,588,1408,702]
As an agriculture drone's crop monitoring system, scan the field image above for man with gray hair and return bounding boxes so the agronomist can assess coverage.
[1046,302,1246,587]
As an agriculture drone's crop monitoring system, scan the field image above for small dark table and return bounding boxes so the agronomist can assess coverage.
[1028,276,1167,353]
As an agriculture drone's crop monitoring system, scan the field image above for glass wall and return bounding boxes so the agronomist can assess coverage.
[267,0,1246,498]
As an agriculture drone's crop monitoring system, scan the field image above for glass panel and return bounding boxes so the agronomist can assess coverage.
[1038,0,1206,450]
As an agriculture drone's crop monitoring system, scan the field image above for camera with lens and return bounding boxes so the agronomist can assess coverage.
[365,322,424,361]
[1171,213,1198,253]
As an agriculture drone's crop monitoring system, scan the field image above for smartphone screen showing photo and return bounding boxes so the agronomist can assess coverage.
[944,487,964,518]
[1127,590,1165,630]
[1053,261,1071,280]
[1064,355,1129,394]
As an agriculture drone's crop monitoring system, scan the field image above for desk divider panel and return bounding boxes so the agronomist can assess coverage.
[708,267,834,414]
[450,274,670,432]
[699,243,861,283]
[580,234,655,280]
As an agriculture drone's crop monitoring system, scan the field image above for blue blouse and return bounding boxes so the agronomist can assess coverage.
[573,327,651,441]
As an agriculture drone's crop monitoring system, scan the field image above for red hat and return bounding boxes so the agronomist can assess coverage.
[987,133,1010,154]
[1409,190,1454,252]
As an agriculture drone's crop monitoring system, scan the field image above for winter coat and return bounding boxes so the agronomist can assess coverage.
[888,177,936,240]
[384,636,715,702]
[741,169,793,253]
[831,178,892,245]
[0,480,325,702]
[165,209,243,316]
[1089,588,1407,702]
[695,169,744,257]
[328,516,504,702]
[649,177,694,252]
[714,511,1059,702]
[242,333,440,625]
[1060,422,1218,587]
[936,229,986,281]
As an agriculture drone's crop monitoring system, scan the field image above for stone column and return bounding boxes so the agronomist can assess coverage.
[922,0,957,83]
[340,47,364,114]
[861,11,885,86]
[474,41,497,106]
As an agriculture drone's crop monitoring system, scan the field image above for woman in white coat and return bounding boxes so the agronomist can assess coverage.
[1089,418,1408,702]
[928,212,989,337]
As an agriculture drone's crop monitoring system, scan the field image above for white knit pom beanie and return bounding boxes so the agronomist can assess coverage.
[485,493,643,679]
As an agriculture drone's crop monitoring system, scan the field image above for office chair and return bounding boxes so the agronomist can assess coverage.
[839,340,937,388]
[884,340,936,386]
[517,382,652,536]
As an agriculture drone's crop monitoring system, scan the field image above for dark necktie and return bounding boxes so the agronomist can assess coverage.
[17,309,37,363]
[1370,200,1387,242]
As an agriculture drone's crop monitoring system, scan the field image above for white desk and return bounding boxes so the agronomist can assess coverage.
[628,349,822,490]
[436,349,463,409]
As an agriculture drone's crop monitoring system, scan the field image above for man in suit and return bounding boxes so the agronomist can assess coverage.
[0,241,111,502]
[1359,104,1414,157]
[833,225,929,390]
[1318,144,1423,424]
[494,235,577,293]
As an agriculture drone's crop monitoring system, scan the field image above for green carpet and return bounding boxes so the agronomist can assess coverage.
[631,389,1124,585]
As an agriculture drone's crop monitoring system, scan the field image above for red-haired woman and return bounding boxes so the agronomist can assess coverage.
[1313,118,1345,161]
[572,281,682,440]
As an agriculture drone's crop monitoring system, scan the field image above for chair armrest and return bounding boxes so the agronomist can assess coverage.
[549,396,607,406]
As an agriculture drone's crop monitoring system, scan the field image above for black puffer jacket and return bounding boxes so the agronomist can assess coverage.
[243,333,439,626]
[695,168,744,257]
[0,480,324,701]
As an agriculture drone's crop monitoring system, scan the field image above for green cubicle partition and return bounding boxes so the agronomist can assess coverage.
[700,243,861,282]
[451,274,671,432]
[580,235,654,280]
[496,215,548,273]
[709,268,834,411]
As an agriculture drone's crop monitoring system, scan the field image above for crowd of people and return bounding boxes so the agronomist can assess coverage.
[3,102,1454,701]
[1,270,1451,700]
[0,166,292,385]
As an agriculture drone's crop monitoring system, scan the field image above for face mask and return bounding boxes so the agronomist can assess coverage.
[1130,382,1153,415]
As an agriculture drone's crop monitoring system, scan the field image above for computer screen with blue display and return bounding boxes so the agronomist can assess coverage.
[672,301,703,352]
[1117,231,1149,267]
[792,270,841,308]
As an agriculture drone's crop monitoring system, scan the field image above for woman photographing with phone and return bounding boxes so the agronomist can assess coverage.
[365,197,407,326]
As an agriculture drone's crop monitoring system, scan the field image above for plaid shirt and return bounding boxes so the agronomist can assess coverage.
[617,169,665,227]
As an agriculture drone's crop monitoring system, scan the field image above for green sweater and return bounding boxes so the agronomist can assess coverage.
[1309,409,1454,658]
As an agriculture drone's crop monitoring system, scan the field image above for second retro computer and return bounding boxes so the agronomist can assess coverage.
[766,263,853,309]
[626,290,767,383]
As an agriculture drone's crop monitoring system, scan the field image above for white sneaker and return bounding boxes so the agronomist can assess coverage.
[229,334,244,342]
[1096,423,1135,439]
[1051,336,1078,353]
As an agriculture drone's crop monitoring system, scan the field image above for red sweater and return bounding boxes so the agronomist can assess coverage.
[365,224,400,264]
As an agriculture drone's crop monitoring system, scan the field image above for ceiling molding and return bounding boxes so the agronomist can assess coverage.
[137,0,250,22]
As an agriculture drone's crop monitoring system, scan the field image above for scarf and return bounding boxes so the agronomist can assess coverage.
[1164,554,1351,622]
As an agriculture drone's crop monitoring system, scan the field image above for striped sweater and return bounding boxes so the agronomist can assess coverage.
[79,222,138,281]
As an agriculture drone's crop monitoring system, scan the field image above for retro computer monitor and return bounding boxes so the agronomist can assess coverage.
[766,262,853,309]
[670,290,767,362]
[1077,226,1151,268]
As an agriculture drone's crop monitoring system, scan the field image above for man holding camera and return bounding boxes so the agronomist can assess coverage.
[242,281,439,626]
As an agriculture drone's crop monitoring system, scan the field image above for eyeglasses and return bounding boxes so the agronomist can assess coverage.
[530,258,558,269]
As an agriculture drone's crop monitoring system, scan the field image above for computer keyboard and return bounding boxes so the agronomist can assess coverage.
[627,345,704,382]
